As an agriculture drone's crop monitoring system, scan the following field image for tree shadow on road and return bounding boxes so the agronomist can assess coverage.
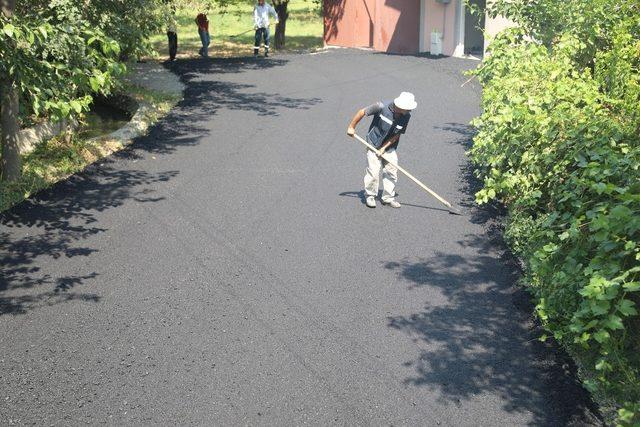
[437,122,510,235]
[164,57,322,119]
[0,159,179,315]
[384,237,601,426]
[1,56,319,315]
[382,122,602,425]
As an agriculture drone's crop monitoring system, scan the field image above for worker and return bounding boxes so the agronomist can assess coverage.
[347,92,417,208]
[253,0,278,57]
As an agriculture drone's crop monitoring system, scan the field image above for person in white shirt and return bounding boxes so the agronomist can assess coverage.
[253,0,278,57]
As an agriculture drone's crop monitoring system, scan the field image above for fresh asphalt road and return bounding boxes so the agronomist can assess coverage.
[1,49,599,425]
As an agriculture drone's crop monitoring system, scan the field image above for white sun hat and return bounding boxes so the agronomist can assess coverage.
[394,92,417,110]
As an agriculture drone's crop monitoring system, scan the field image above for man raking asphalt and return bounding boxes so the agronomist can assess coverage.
[347,92,460,214]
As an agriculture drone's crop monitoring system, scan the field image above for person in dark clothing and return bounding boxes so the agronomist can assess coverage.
[347,92,417,208]
[166,6,178,61]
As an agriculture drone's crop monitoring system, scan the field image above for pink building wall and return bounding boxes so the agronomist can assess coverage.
[324,0,515,56]
[421,0,458,56]
[324,0,420,54]
[373,0,420,54]
[324,0,376,49]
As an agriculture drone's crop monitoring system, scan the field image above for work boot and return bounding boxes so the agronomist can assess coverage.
[366,196,376,208]
[382,199,401,208]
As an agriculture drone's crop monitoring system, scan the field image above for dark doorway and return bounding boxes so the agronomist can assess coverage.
[464,0,485,55]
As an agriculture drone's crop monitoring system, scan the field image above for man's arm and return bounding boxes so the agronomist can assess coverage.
[378,134,400,156]
[346,109,365,137]
[254,7,259,28]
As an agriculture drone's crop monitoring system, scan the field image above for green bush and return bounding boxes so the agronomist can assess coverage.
[470,1,639,424]
[0,0,167,125]
[1,5,122,123]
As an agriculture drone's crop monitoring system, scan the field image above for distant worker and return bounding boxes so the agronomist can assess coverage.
[346,92,417,208]
[253,0,278,57]
[166,5,178,61]
[195,12,210,58]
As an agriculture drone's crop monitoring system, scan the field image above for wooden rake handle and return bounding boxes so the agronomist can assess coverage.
[353,134,454,210]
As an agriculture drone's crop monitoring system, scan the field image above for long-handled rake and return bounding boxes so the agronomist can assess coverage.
[230,21,275,39]
[353,134,461,215]
[229,28,254,38]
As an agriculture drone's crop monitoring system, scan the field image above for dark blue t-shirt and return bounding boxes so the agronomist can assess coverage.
[365,101,411,150]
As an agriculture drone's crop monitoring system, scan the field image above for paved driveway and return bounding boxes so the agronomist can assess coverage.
[1,49,598,425]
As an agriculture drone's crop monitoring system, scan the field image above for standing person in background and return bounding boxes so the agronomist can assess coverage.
[166,5,178,61]
[253,0,278,57]
[195,11,210,58]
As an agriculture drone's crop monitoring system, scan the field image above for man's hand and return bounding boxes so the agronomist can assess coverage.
[377,148,386,157]
[347,109,365,138]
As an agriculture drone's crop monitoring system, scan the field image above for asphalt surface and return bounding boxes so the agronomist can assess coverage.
[1,49,600,425]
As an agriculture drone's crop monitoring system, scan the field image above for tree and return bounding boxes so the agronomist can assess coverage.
[272,0,289,49]
[79,0,167,61]
[0,0,166,182]
[0,0,20,182]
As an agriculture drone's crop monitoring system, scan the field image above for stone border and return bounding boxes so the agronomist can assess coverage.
[90,100,161,145]
[12,62,183,155]
[17,118,78,155]
[14,94,149,155]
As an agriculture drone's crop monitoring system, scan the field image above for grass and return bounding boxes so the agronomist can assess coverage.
[0,84,179,212]
[149,0,323,59]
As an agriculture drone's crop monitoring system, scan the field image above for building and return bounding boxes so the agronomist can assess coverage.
[324,0,514,57]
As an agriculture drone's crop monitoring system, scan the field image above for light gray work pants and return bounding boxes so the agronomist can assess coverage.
[364,149,398,202]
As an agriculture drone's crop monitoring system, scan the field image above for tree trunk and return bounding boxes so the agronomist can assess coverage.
[1,81,20,181]
[1,0,20,182]
[274,1,289,50]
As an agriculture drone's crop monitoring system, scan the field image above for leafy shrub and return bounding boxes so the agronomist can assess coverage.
[1,1,126,124]
[470,1,639,424]
[0,0,167,125]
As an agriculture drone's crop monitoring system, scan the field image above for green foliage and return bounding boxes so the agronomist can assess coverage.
[18,0,167,60]
[0,1,125,124]
[485,0,636,67]
[0,0,171,127]
[80,0,167,60]
[0,83,179,212]
[470,0,640,423]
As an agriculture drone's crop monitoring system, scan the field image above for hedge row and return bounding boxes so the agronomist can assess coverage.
[469,4,639,424]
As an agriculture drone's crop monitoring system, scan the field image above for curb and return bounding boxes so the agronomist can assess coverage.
[88,98,160,146]
[17,118,78,155]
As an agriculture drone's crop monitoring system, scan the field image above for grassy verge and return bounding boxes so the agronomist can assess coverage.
[0,84,179,213]
[149,0,322,59]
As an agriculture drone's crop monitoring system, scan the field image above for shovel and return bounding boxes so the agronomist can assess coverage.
[353,134,461,215]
